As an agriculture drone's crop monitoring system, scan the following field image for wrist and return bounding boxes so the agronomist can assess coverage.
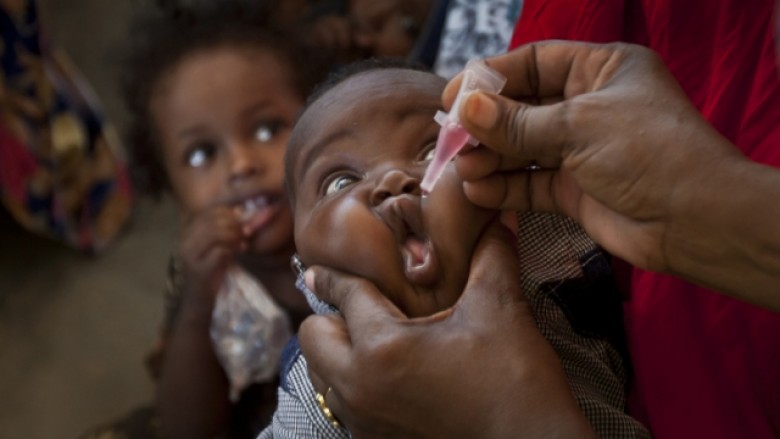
[168,254,220,324]
[665,154,780,307]
[178,281,220,323]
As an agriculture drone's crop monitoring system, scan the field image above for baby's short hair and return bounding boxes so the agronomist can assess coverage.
[285,58,437,206]
[304,57,431,110]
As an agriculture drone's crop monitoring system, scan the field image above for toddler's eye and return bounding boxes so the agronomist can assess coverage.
[255,121,281,143]
[325,175,358,195]
[186,143,217,168]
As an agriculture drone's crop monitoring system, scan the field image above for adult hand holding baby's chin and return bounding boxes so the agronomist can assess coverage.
[298,220,596,438]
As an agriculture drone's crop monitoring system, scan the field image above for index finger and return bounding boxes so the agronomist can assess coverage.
[443,41,626,108]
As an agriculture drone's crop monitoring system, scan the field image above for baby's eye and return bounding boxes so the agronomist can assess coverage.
[186,142,217,168]
[325,175,359,196]
[255,121,281,143]
[421,143,437,162]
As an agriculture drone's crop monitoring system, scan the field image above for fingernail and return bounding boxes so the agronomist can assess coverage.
[304,269,315,291]
[464,92,498,130]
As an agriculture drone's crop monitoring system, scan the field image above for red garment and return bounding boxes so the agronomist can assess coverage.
[511,1,780,438]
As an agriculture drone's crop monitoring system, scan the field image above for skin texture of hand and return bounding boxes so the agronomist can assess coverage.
[177,205,247,304]
[447,41,780,310]
[299,222,597,439]
[158,206,247,438]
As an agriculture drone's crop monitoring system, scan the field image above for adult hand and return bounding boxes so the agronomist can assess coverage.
[299,221,596,438]
[448,41,780,308]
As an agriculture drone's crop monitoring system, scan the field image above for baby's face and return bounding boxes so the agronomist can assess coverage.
[151,47,301,257]
[288,69,497,317]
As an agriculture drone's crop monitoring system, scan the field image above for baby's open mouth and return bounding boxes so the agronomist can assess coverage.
[382,196,439,286]
[403,234,429,269]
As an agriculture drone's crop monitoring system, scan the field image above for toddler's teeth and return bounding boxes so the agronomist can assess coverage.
[240,200,257,222]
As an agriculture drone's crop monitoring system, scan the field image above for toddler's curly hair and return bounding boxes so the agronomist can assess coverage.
[124,0,330,196]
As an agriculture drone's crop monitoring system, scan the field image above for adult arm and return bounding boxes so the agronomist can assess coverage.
[449,41,780,311]
[299,222,597,438]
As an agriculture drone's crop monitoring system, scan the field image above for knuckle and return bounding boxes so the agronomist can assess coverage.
[503,101,526,155]
[312,268,332,296]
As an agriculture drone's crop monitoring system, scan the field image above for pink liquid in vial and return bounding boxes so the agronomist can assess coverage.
[421,122,471,194]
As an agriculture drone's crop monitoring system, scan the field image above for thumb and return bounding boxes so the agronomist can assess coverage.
[458,91,569,165]
[305,266,406,325]
[454,220,528,321]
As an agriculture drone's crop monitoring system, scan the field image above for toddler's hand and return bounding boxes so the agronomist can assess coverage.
[177,205,247,307]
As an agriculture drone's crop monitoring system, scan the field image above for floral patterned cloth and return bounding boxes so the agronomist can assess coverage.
[1,0,132,252]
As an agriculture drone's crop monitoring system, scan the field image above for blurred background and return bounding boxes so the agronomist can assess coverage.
[0,0,525,436]
[0,0,177,437]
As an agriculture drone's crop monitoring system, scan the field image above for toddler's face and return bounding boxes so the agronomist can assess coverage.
[288,69,497,317]
[151,47,302,256]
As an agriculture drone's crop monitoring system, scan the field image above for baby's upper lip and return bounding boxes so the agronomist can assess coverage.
[376,194,426,245]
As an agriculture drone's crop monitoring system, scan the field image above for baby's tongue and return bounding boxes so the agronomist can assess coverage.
[404,236,427,269]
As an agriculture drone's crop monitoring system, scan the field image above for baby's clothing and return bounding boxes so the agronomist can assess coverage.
[259,213,650,438]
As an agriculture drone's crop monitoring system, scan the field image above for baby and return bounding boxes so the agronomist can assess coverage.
[260,60,650,438]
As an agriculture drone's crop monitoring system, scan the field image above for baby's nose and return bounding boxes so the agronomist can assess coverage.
[370,169,421,205]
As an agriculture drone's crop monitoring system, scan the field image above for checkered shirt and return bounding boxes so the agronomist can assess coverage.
[258,212,651,438]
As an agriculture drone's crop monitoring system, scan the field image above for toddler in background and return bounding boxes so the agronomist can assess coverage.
[260,60,650,438]
[82,2,331,438]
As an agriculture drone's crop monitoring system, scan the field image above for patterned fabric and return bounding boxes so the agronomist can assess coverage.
[259,213,650,438]
[0,0,132,252]
[258,345,351,439]
[433,0,523,78]
[516,212,647,438]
